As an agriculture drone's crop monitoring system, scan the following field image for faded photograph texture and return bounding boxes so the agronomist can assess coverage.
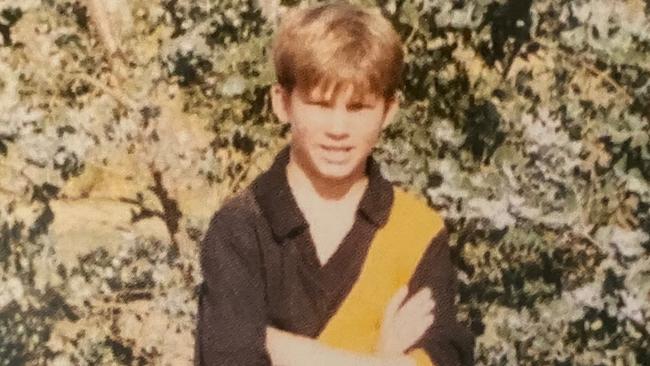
[0,0,649,365]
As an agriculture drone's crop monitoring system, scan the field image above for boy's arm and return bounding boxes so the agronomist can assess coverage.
[405,228,475,366]
[266,326,416,366]
[195,208,270,366]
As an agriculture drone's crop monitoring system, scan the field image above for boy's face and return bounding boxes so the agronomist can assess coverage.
[271,82,399,181]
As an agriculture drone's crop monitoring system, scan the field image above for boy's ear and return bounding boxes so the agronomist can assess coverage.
[271,83,290,124]
[380,93,400,130]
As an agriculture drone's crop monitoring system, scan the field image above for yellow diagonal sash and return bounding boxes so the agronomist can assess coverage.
[317,187,444,357]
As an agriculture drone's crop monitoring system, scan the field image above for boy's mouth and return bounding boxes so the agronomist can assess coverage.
[320,145,353,152]
[319,145,353,165]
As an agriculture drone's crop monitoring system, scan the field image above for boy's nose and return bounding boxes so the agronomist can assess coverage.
[325,114,350,139]
[325,126,349,140]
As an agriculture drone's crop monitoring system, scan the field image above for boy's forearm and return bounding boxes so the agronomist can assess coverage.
[265,326,415,366]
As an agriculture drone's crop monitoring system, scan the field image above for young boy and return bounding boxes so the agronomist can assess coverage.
[195,2,475,366]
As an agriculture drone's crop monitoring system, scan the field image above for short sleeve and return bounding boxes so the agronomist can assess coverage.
[194,200,271,366]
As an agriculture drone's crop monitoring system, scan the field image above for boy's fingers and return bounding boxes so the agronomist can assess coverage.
[415,315,435,336]
[384,286,408,319]
[400,290,434,315]
[415,286,432,298]
[411,314,434,333]
[411,290,434,309]
[417,296,435,313]
[388,286,435,328]
[399,315,433,345]
[401,304,435,327]
[409,287,433,306]
[402,310,431,327]
[397,304,435,333]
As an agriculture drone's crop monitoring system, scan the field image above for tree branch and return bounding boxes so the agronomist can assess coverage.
[86,0,119,56]
[74,72,138,110]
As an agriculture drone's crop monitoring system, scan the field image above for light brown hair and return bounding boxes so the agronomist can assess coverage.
[270,1,404,103]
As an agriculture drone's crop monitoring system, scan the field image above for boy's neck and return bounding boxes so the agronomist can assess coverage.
[286,147,368,206]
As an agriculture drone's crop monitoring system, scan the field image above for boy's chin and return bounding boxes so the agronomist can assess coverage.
[313,162,359,181]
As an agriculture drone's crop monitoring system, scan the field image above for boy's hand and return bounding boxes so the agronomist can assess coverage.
[376,286,435,357]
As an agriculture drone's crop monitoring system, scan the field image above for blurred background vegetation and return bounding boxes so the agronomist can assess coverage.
[0,0,648,364]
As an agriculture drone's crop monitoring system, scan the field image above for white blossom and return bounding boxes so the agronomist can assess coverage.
[221,74,247,96]
[0,277,24,310]
[595,225,648,258]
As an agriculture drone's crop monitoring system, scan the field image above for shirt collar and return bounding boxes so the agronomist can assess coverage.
[251,144,394,242]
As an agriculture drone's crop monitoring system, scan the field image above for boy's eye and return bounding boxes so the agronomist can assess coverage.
[347,103,367,111]
[349,102,377,111]
[305,100,373,111]
[308,100,330,107]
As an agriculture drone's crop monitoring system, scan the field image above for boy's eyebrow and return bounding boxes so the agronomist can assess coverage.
[304,96,378,108]
[299,81,380,105]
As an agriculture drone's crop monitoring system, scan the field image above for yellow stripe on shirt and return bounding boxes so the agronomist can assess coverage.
[317,186,443,366]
